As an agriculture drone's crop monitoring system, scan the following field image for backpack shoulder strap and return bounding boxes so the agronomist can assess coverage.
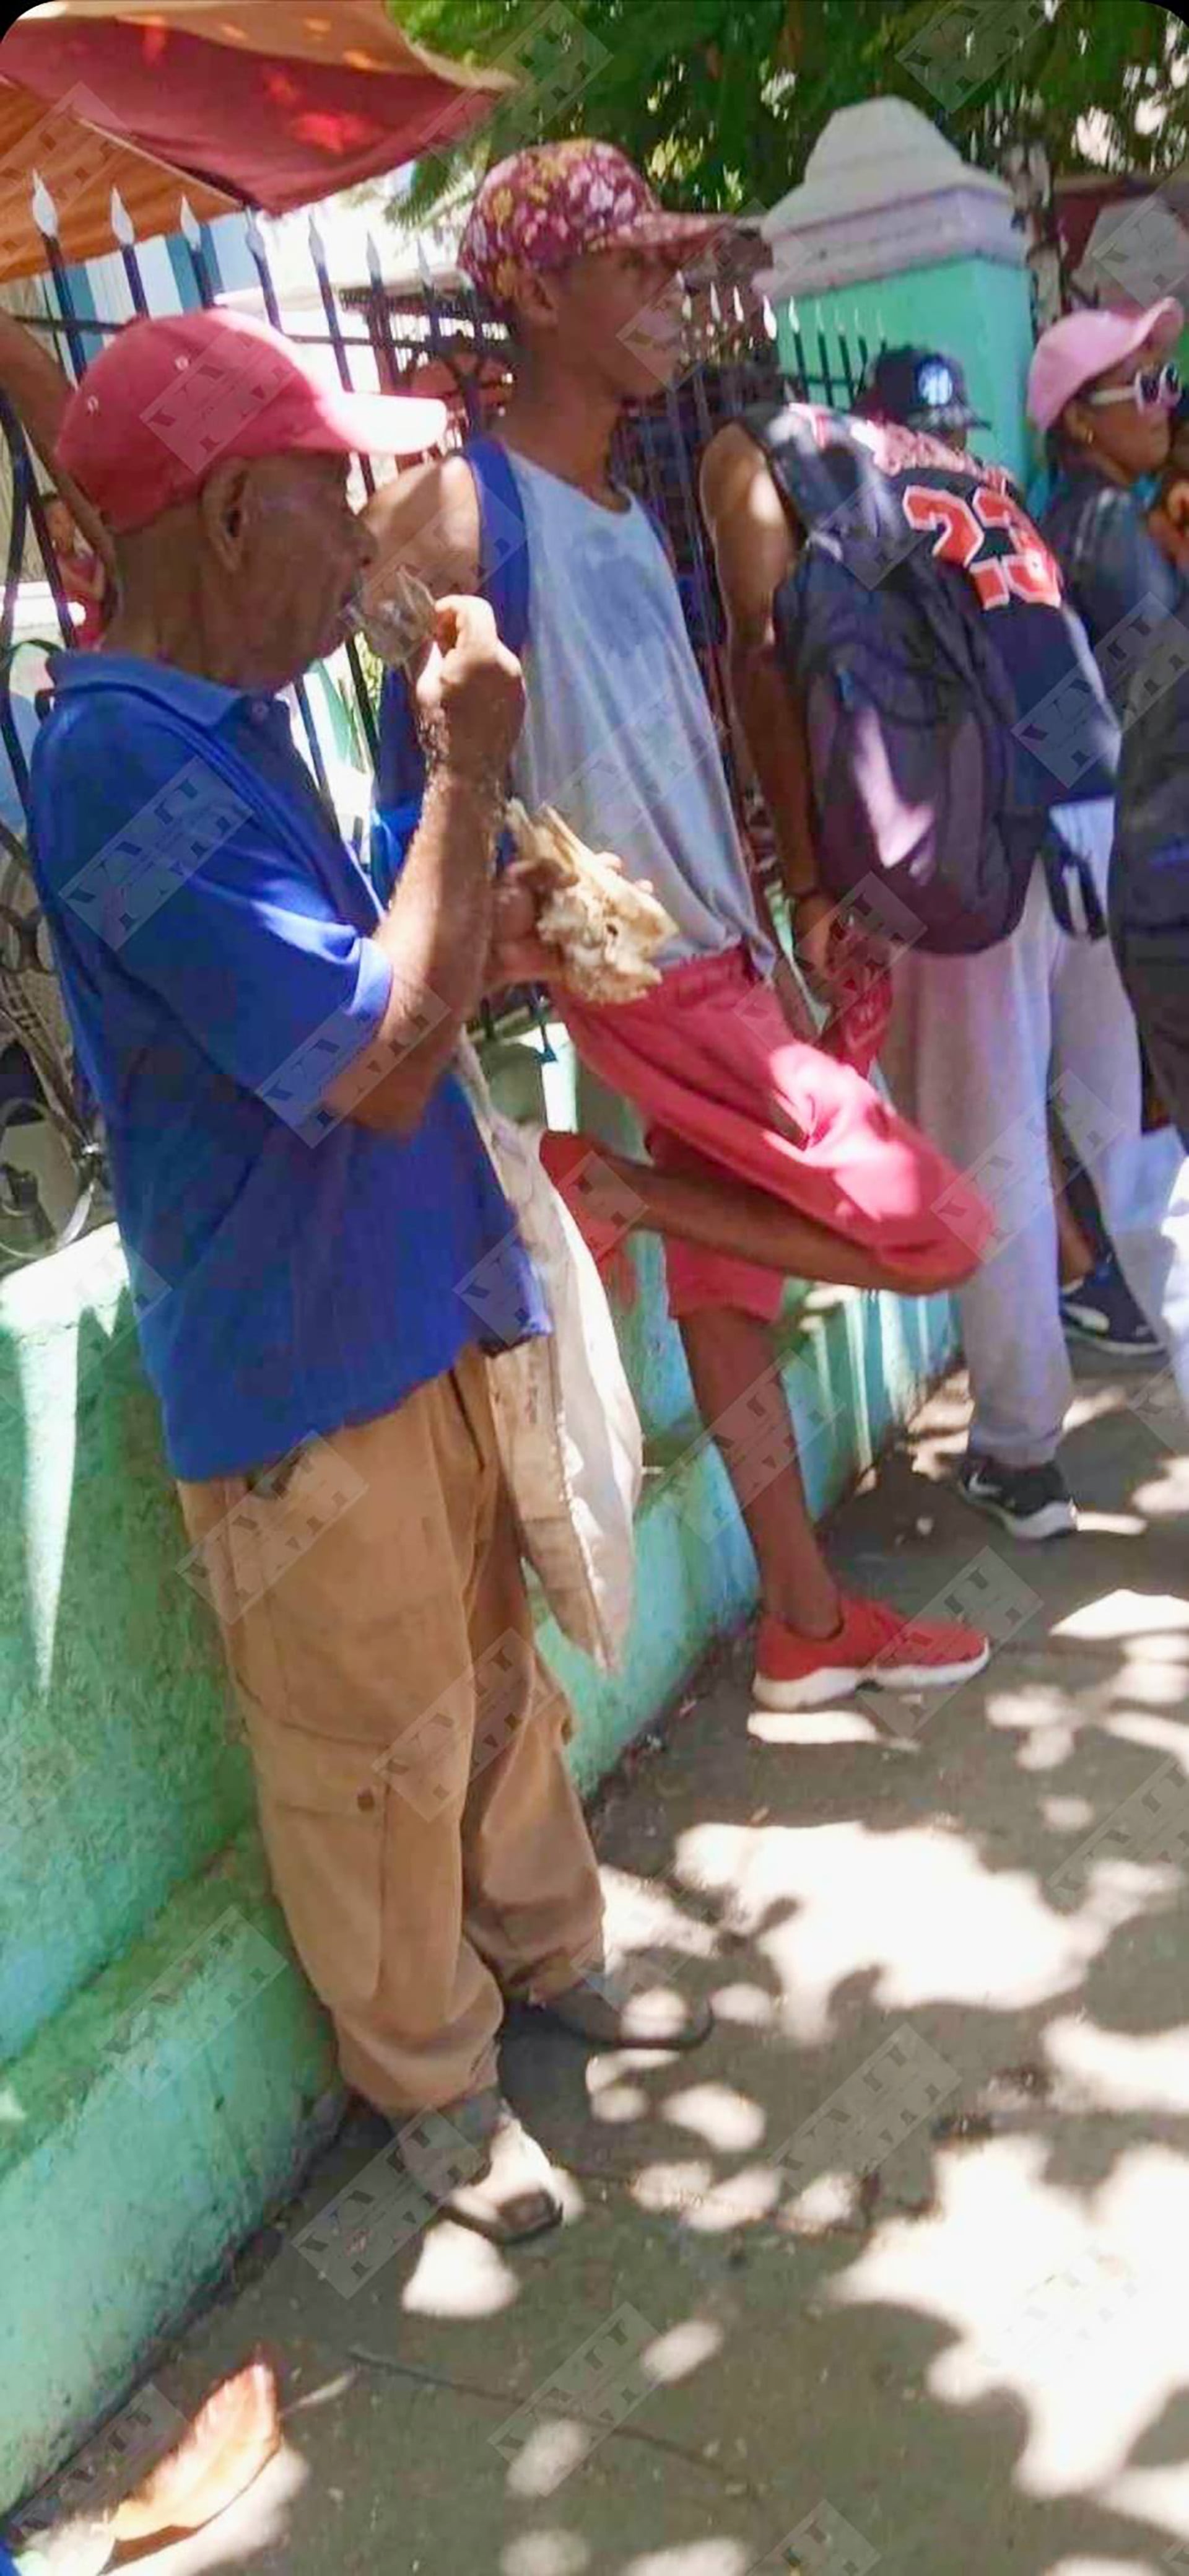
[739,399,862,536]
[464,435,531,657]
[373,440,529,902]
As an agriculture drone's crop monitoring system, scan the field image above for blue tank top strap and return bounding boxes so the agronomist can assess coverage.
[373,442,530,902]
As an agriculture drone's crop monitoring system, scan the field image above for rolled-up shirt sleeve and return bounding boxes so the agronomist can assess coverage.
[38,712,393,1127]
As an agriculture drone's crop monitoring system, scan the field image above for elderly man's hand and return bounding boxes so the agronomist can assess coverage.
[415,593,525,785]
[485,858,565,993]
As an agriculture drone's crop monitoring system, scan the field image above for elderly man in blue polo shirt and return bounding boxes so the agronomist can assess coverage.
[30,308,705,2248]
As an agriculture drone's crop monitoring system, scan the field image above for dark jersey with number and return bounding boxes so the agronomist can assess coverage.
[760,404,1118,808]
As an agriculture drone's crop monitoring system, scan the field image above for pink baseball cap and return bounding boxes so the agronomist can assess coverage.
[56,308,448,537]
[1026,297,1184,432]
[459,139,741,307]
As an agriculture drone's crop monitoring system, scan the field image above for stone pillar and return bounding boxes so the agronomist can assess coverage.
[762,97,1035,487]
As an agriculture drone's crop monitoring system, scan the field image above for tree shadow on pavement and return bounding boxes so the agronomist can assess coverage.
[34,1367,1189,2576]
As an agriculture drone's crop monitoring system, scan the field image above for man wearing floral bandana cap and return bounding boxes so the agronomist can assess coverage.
[458,136,738,309]
[366,141,995,1717]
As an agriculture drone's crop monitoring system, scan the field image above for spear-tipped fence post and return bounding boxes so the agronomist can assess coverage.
[364,229,400,392]
[32,175,87,378]
[110,188,149,317]
[180,196,216,308]
[245,207,283,329]
[305,211,381,769]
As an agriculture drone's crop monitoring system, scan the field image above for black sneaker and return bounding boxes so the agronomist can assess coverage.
[959,1454,1078,1542]
[1060,1254,1161,1360]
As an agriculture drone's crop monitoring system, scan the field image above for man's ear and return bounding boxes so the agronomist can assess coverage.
[508,269,562,336]
[1167,473,1189,535]
[200,460,253,567]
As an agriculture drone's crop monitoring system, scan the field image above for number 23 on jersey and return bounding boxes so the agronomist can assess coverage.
[900,482,1063,611]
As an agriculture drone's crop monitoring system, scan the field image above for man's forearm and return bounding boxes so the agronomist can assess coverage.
[0,313,116,577]
[328,763,503,1133]
[730,640,819,901]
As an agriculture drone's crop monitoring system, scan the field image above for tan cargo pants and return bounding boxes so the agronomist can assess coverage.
[177,1343,605,2115]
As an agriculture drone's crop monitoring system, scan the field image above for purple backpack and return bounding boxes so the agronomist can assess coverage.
[745,401,1118,954]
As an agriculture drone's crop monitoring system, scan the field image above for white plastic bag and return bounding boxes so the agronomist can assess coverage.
[456,1041,642,1671]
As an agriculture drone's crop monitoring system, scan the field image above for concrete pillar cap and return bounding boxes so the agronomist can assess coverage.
[761,95,1022,295]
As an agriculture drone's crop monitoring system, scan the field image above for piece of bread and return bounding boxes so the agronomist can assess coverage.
[505,801,676,1002]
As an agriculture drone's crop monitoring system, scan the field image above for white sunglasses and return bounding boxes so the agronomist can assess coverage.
[1085,360,1181,415]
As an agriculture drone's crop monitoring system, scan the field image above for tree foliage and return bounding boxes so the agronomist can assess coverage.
[394,0,1189,227]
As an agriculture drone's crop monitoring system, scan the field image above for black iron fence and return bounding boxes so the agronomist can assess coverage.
[0,207,873,1264]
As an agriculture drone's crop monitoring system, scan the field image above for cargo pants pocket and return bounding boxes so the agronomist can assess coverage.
[246,1714,387,2011]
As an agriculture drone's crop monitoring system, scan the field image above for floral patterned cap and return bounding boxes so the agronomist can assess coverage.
[458,139,738,307]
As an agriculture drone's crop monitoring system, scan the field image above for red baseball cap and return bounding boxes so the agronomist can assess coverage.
[459,139,741,306]
[56,307,449,537]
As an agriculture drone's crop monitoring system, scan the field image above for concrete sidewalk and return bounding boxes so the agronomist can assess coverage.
[28,1356,1189,2576]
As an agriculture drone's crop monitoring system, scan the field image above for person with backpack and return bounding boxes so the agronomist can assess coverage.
[701,380,1189,1542]
[367,139,996,1709]
[853,343,1161,1365]
[29,307,719,2256]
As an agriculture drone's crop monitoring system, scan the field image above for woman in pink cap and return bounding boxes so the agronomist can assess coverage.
[1031,297,1185,702]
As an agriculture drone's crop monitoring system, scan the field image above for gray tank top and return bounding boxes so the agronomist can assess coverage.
[505,452,772,974]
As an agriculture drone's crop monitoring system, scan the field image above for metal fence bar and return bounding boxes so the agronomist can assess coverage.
[179,199,217,308]
[35,226,88,380]
[25,473,76,650]
[307,217,386,764]
[292,677,333,800]
[364,236,402,392]
[661,380,738,777]
[2,312,109,353]
[0,404,33,813]
[308,214,375,492]
[111,192,150,318]
[245,209,284,330]
[119,240,150,318]
[837,322,857,401]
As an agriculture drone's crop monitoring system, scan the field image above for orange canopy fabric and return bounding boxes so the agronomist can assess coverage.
[0,1,511,282]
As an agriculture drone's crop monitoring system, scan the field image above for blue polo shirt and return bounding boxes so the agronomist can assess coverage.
[28,653,547,1480]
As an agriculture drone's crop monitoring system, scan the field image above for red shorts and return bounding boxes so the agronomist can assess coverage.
[561,944,993,1323]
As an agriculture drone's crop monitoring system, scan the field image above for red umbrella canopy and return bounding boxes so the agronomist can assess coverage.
[0,1,512,280]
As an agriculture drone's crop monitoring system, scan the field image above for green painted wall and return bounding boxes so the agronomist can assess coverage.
[1,1839,339,2529]
[780,255,1036,486]
[0,1242,253,2063]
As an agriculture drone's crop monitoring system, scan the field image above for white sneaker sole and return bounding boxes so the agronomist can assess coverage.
[753,1641,991,1712]
[1063,1324,1161,1363]
[962,1483,1078,1543]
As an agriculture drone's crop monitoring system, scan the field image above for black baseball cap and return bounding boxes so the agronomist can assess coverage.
[854,346,990,435]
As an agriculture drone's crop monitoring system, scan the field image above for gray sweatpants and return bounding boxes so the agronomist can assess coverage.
[882,808,1189,1468]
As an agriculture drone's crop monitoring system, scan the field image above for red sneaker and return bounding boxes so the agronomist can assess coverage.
[754,1592,990,1711]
